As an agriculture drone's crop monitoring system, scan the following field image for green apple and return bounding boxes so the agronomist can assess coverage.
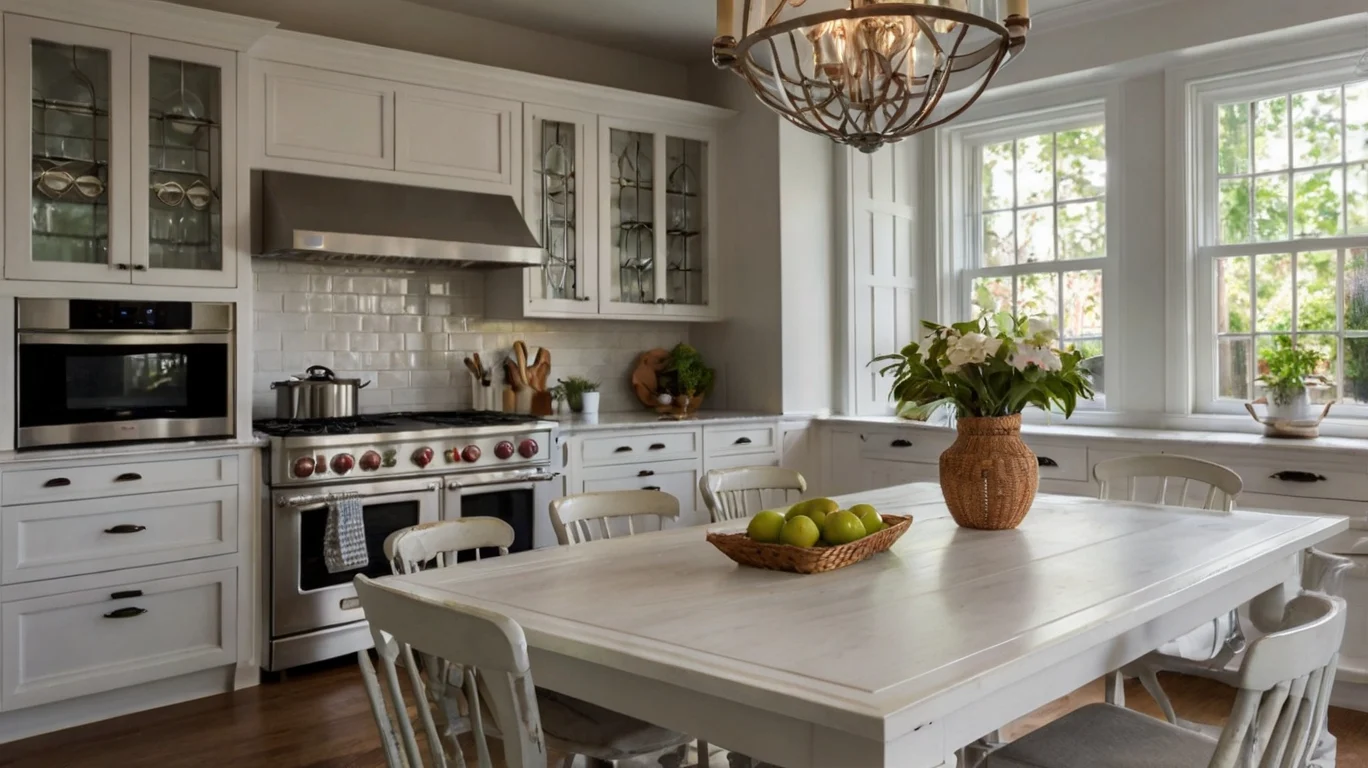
[823,511,867,546]
[784,500,811,520]
[747,510,786,543]
[780,516,821,548]
[851,504,885,535]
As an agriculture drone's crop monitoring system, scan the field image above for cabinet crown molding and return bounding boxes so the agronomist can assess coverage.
[1,0,278,51]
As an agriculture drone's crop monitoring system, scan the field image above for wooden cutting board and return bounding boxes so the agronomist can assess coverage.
[631,348,671,409]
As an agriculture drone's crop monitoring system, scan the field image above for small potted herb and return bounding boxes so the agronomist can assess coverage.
[557,376,600,415]
[661,343,715,412]
[1257,336,1330,421]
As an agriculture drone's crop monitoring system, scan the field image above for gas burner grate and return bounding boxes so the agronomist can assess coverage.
[253,415,397,437]
[395,410,540,428]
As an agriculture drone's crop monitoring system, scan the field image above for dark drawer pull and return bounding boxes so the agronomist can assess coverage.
[648,443,666,451]
[1270,471,1327,483]
[111,590,143,600]
[642,485,662,491]
[1037,456,1059,468]
[103,607,147,619]
[891,439,913,448]
[734,437,753,445]
[114,472,143,482]
[613,446,633,454]
[104,524,146,534]
[638,470,655,477]
[43,477,71,488]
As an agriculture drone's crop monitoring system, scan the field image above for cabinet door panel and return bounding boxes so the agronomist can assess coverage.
[599,118,663,318]
[522,103,599,315]
[395,85,517,191]
[262,63,392,169]
[578,460,701,527]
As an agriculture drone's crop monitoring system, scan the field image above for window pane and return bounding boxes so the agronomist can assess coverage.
[1297,335,1338,405]
[1016,207,1054,263]
[982,211,1015,267]
[1253,96,1289,173]
[1056,125,1105,200]
[1062,269,1102,338]
[1016,134,1054,206]
[1218,103,1250,176]
[1348,82,1368,164]
[1297,251,1336,332]
[1216,256,1251,334]
[1349,163,1368,235]
[1255,253,1293,333]
[1016,272,1059,330]
[1346,249,1368,331]
[1219,177,1251,244]
[1218,337,1251,400]
[972,275,1012,318]
[1291,88,1343,168]
[1253,174,1289,242]
[1293,168,1343,238]
[1345,337,1368,403]
[1057,200,1105,260]
[981,141,1014,211]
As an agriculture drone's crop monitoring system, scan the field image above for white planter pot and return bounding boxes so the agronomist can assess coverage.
[1266,387,1312,421]
[581,391,601,416]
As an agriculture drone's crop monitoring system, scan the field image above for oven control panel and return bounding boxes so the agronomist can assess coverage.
[276,429,552,485]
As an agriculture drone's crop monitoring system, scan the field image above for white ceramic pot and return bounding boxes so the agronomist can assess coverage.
[581,391,601,416]
[1266,387,1312,421]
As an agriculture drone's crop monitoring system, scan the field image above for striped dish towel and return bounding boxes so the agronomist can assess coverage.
[324,494,369,573]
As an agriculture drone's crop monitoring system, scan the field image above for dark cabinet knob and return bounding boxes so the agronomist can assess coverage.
[734,437,753,445]
[642,485,662,491]
[613,446,633,454]
[638,470,655,477]
[114,472,142,482]
[103,607,148,619]
[111,590,144,600]
[891,439,913,448]
[1270,471,1327,483]
[649,443,666,451]
[43,477,71,488]
[104,524,146,534]
[1037,457,1059,468]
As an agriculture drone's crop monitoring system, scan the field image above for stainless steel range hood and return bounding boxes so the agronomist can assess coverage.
[252,171,543,269]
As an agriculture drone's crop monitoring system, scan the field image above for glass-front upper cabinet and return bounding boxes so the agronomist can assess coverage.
[599,117,717,319]
[4,18,236,287]
[522,104,598,316]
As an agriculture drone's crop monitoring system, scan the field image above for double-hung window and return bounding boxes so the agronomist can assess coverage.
[1194,67,1368,414]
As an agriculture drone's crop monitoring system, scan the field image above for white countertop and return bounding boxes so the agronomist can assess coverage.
[0,437,264,466]
[550,410,780,432]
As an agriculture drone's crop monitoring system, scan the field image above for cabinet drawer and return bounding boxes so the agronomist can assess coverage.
[2,568,236,711]
[580,431,699,467]
[262,62,394,169]
[704,424,777,457]
[1026,443,1089,483]
[858,430,951,463]
[2,487,238,584]
[395,84,518,187]
[706,452,780,473]
[1236,462,1368,503]
[2,454,238,505]
[579,460,700,527]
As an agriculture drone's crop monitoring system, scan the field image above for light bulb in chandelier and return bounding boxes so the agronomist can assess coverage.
[714,0,1031,153]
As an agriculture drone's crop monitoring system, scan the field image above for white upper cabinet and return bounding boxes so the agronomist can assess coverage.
[261,62,392,170]
[519,103,599,316]
[395,84,518,190]
[4,16,237,287]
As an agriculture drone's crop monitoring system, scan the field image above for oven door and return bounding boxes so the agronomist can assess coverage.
[17,331,233,448]
[445,468,559,559]
[271,477,441,638]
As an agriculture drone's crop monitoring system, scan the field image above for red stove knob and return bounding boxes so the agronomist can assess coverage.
[292,456,316,478]
[330,453,355,475]
[359,451,382,471]
[461,445,482,463]
[412,447,434,468]
[518,438,539,458]
[494,441,515,460]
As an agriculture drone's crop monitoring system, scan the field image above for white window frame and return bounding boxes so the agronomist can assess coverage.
[938,95,1121,412]
[1187,50,1368,419]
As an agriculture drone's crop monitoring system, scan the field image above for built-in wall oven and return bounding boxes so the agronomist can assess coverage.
[16,299,234,449]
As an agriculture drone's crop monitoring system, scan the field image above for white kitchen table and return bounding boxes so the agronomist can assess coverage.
[381,482,1347,767]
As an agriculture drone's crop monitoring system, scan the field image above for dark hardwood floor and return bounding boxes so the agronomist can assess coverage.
[4,660,1366,768]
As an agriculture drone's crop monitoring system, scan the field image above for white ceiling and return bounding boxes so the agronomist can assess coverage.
[408,0,1098,62]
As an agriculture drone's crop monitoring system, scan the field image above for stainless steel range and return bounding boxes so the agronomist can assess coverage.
[256,410,557,672]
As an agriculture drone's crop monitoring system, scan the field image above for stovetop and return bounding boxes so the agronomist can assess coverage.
[253,410,540,437]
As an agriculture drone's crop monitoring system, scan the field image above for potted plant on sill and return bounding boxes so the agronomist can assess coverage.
[557,376,600,415]
[873,313,1095,531]
[1255,336,1330,423]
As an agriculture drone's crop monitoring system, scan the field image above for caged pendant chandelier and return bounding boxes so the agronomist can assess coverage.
[713,0,1031,153]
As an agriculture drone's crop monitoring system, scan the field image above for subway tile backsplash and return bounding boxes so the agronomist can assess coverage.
[252,261,689,418]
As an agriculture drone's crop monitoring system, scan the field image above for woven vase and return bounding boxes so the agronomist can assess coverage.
[939,414,1038,530]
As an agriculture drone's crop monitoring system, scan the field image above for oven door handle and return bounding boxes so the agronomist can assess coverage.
[447,470,559,491]
[274,481,441,509]
[18,331,234,346]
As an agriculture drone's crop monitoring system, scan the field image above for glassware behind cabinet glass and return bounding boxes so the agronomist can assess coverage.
[610,128,655,304]
[665,137,706,307]
[147,56,222,272]
[537,120,577,301]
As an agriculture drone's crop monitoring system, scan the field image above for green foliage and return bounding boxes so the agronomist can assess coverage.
[1257,336,1327,405]
[871,312,1095,419]
[556,376,599,412]
[662,344,715,398]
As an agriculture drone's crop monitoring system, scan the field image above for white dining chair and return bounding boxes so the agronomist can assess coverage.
[983,592,1347,768]
[700,467,807,522]
[361,519,695,768]
[550,489,680,545]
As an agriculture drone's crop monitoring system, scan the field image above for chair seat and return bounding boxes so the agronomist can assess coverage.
[984,704,1218,768]
[537,689,692,760]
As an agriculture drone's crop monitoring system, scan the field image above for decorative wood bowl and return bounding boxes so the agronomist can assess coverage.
[706,515,913,574]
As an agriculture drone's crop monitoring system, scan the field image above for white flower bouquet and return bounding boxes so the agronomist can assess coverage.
[873,313,1095,419]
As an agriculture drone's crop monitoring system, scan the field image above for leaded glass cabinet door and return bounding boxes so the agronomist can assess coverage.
[522,104,598,315]
[661,127,717,319]
[130,36,237,287]
[4,17,131,282]
[599,117,666,317]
